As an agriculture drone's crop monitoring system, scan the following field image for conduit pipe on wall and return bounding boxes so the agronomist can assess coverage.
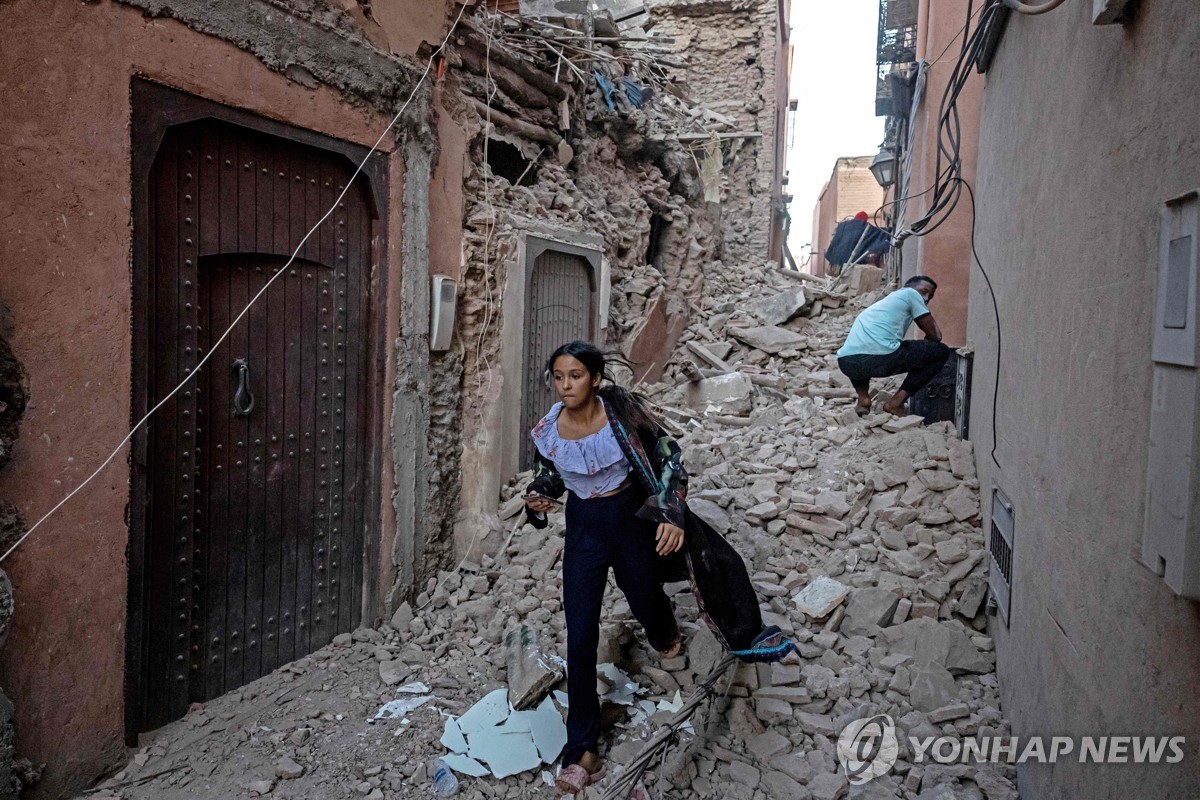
[1002,0,1068,14]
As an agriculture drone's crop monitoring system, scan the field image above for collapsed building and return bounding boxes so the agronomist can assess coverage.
[449,0,794,568]
[0,0,792,795]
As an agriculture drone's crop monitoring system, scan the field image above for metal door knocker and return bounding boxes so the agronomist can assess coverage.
[232,358,255,417]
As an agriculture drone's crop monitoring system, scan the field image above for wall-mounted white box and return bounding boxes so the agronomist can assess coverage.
[1143,191,1200,598]
[430,275,457,352]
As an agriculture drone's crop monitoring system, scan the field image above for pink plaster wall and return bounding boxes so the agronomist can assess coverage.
[900,0,982,347]
[0,1,462,795]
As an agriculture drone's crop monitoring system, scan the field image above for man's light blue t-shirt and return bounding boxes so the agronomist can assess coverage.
[837,287,930,358]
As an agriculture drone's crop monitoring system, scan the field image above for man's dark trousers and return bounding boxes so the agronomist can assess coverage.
[837,340,952,395]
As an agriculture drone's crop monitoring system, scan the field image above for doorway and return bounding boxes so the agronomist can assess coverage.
[519,246,597,471]
[128,83,387,734]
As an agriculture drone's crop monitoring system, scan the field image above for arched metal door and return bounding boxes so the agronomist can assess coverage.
[521,250,595,471]
[130,117,375,731]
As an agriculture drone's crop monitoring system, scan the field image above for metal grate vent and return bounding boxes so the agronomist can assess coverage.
[988,488,1014,625]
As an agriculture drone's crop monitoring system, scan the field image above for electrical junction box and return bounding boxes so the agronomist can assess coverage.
[430,275,457,352]
[1142,190,1200,598]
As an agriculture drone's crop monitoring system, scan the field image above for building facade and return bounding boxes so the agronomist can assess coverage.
[877,0,982,346]
[0,1,465,795]
[967,1,1200,797]
[808,155,886,277]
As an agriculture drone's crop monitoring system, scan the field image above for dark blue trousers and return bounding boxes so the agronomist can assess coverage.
[560,484,679,767]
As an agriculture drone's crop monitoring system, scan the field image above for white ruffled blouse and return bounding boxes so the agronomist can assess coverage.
[530,400,631,498]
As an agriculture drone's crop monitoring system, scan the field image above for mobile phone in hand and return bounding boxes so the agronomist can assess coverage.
[524,492,562,506]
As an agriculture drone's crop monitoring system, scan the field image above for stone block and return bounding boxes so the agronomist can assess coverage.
[755,697,794,725]
[942,485,980,521]
[917,469,959,492]
[748,730,792,761]
[762,770,808,800]
[948,439,976,478]
[684,371,754,415]
[956,575,988,619]
[908,662,960,712]
[754,686,811,704]
[793,577,851,618]
[928,702,970,723]
[935,538,969,564]
[808,772,849,800]
[688,625,723,677]
[687,498,731,534]
[769,751,817,785]
[750,287,808,326]
[841,587,901,636]
[691,340,734,371]
[796,711,838,736]
[726,760,762,789]
[730,325,809,354]
[846,264,884,295]
[883,415,925,433]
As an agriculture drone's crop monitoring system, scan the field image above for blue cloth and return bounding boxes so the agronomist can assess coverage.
[530,400,631,498]
[621,79,647,108]
[593,71,618,112]
[825,217,891,265]
[837,287,931,358]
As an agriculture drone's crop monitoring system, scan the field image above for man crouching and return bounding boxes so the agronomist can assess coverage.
[836,275,950,416]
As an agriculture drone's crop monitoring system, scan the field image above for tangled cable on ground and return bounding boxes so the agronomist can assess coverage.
[597,654,738,800]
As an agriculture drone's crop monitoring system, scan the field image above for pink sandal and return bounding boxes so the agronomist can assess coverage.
[555,763,607,796]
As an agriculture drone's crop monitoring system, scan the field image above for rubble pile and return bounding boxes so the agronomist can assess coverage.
[90,262,1017,800]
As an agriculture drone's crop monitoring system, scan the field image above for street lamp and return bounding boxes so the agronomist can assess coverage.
[869,147,897,188]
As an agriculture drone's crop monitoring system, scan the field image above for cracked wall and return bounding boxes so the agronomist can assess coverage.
[444,34,721,531]
[647,0,787,267]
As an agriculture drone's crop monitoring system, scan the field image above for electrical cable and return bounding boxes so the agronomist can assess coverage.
[872,0,1017,471]
[890,0,1001,243]
[957,177,1002,469]
[1003,0,1069,14]
[0,1,473,565]
[928,1,988,66]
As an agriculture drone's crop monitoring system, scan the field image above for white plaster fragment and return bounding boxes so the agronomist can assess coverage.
[441,754,490,778]
[441,717,469,754]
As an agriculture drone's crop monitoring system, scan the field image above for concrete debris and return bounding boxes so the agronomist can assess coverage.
[728,325,808,355]
[748,287,809,326]
[94,254,1014,800]
[793,576,851,619]
[684,371,754,415]
[505,624,565,710]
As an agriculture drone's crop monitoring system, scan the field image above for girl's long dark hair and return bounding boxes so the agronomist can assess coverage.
[545,341,662,443]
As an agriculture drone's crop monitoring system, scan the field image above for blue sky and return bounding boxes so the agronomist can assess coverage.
[784,0,884,259]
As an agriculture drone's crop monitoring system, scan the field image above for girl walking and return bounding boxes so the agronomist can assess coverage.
[524,342,796,796]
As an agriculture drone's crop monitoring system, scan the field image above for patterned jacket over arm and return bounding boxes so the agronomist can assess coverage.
[525,449,566,529]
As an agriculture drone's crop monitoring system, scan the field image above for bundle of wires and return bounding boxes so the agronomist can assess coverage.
[893,0,1003,244]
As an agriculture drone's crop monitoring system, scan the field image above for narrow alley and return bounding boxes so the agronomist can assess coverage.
[2,1,1199,800]
[79,262,1011,800]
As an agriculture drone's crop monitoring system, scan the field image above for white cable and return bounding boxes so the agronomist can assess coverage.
[1003,0,1069,14]
[0,2,471,565]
